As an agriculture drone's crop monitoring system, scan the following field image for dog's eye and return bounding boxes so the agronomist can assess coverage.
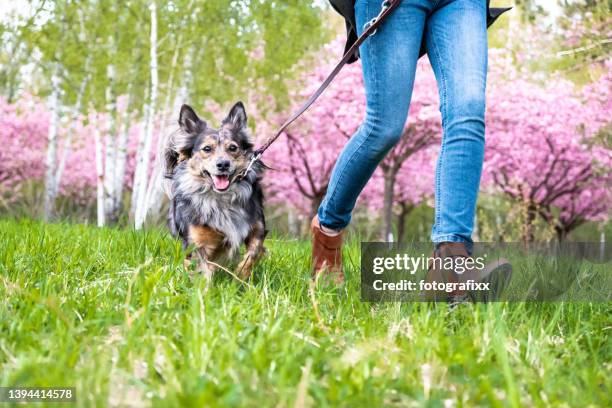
[202,146,212,153]
[228,144,238,152]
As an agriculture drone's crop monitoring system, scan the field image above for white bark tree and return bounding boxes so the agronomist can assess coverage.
[93,113,106,227]
[130,87,149,218]
[133,0,158,229]
[110,83,133,220]
[143,36,189,221]
[103,61,118,222]
[43,63,61,221]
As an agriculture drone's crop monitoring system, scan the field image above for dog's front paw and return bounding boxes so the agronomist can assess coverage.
[235,262,252,280]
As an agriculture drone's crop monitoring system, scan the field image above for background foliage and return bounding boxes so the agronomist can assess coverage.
[0,0,610,242]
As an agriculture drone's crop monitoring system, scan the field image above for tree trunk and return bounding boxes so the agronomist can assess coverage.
[288,207,300,236]
[555,226,569,242]
[93,115,106,227]
[104,63,118,223]
[134,1,158,230]
[43,64,61,221]
[130,99,149,218]
[143,36,185,223]
[110,84,133,222]
[523,202,537,242]
[382,169,397,242]
[396,202,413,244]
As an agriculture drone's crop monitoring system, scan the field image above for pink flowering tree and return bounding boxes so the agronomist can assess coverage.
[0,96,48,207]
[0,95,138,218]
[538,67,612,240]
[484,54,612,241]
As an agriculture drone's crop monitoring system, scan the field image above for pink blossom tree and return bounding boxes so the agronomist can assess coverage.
[539,67,612,240]
[0,95,48,207]
[0,95,138,217]
[484,54,612,241]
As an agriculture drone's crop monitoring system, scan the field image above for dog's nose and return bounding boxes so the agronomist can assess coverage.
[216,159,230,172]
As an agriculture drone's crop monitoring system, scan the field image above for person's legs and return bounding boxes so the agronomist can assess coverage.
[425,0,488,245]
[317,0,431,231]
[424,4,512,302]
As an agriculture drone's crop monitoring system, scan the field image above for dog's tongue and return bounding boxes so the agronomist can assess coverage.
[213,175,230,190]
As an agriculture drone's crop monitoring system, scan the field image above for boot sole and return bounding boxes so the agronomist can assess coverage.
[467,258,513,302]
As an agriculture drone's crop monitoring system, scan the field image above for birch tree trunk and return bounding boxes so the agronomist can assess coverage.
[104,62,118,222]
[134,0,158,229]
[43,63,61,221]
[130,89,149,218]
[110,84,133,221]
[143,37,186,221]
[93,114,106,227]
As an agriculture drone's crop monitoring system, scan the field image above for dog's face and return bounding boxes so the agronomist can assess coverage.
[174,102,254,193]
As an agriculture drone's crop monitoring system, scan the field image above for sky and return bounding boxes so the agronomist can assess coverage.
[0,0,49,25]
[0,0,29,20]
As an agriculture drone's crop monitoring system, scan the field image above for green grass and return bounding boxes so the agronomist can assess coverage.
[0,218,610,407]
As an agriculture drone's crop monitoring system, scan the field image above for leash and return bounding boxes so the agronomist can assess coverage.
[240,0,401,178]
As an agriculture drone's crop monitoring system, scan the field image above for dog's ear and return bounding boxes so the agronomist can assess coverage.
[222,101,248,130]
[166,105,206,169]
[179,104,206,134]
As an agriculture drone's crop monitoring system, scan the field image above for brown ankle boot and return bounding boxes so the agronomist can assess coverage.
[424,242,512,302]
[311,215,344,284]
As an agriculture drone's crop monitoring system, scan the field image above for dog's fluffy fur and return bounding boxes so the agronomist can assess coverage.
[162,102,266,279]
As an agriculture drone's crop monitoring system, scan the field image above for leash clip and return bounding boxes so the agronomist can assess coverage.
[238,151,262,181]
[363,0,393,36]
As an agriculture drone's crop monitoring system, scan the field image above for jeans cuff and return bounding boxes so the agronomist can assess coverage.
[317,207,349,231]
[431,234,469,242]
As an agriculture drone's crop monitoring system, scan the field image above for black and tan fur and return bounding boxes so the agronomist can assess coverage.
[163,102,267,279]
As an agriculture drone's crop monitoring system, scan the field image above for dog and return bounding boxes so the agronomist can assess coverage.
[162,102,267,280]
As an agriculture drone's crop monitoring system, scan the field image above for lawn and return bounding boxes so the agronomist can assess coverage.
[0,218,610,407]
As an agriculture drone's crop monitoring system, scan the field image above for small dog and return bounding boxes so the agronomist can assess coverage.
[163,102,267,279]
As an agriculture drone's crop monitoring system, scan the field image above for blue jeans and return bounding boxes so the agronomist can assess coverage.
[317,0,488,243]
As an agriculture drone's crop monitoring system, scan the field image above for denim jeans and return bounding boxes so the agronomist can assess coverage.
[317,0,488,243]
